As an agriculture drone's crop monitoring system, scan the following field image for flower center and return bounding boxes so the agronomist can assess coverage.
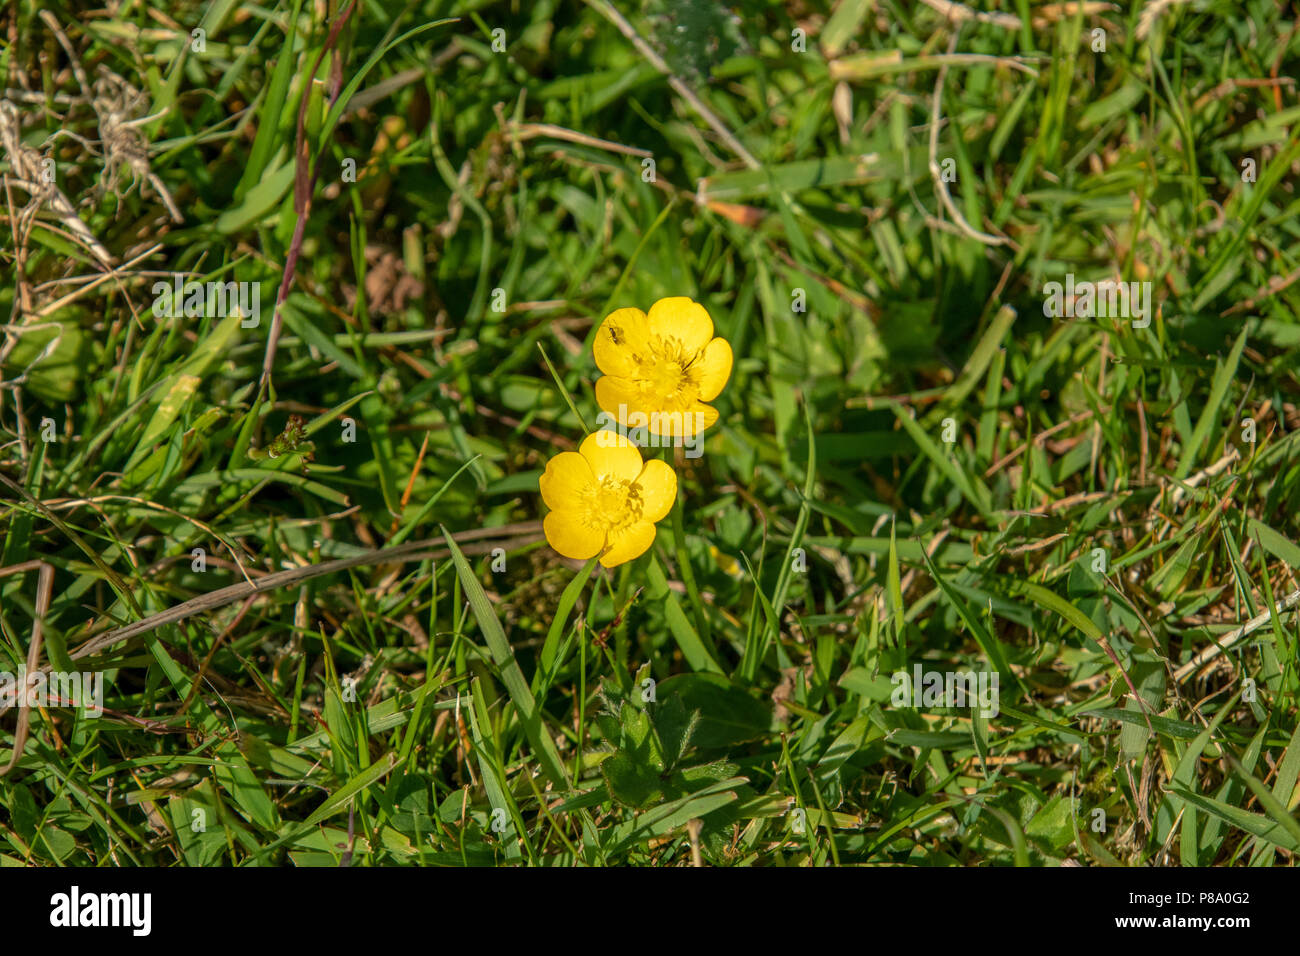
[637,337,701,411]
[580,476,643,533]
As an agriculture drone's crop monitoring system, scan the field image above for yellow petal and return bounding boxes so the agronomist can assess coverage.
[593,308,648,377]
[539,451,594,512]
[579,429,644,482]
[646,297,713,355]
[642,403,719,437]
[600,520,656,568]
[595,375,645,425]
[635,459,677,523]
[694,337,733,401]
[683,401,719,436]
[544,511,604,560]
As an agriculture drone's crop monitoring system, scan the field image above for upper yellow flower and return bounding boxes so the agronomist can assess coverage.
[539,431,677,568]
[593,297,733,438]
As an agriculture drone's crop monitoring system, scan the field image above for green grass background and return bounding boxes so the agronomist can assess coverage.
[2,0,1300,865]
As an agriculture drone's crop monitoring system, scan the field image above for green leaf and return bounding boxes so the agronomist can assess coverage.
[699,154,906,202]
[442,528,571,790]
[1,320,88,403]
[602,751,668,809]
[1248,518,1300,568]
[922,552,1013,682]
[1085,707,1201,741]
[999,577,1103,642]
[656,674,772,749]
[645,554,723,674]
[1168,787,1300,853]
[1119,651,1165,761]
[1174,326,1246,478]
[539,556,598,676]
[820,0,874,58]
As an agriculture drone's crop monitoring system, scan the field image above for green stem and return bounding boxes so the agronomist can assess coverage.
[667,448,713,649]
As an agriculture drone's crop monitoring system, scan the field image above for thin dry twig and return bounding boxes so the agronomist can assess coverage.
[928,32,1010,247]
[259,0,357,393]
[0,101,114,266]
[1166,446,1240,510]
[28,243,163,318]
[63,522,545,665]
[508,121,652,158]
[583,0,760,171]
[0,561,54,778]
[1221,264,1300,317]
[921,0,1022,29]
[38,11,182,225]
[1137,0,1195,41]
[1173,587,1300,683]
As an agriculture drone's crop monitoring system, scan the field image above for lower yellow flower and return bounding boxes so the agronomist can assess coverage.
[539,431,677,568]
[593,297,733,439]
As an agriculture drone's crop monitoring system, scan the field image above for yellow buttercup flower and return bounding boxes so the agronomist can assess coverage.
[539,431,677,568]
[593,297,733,439]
